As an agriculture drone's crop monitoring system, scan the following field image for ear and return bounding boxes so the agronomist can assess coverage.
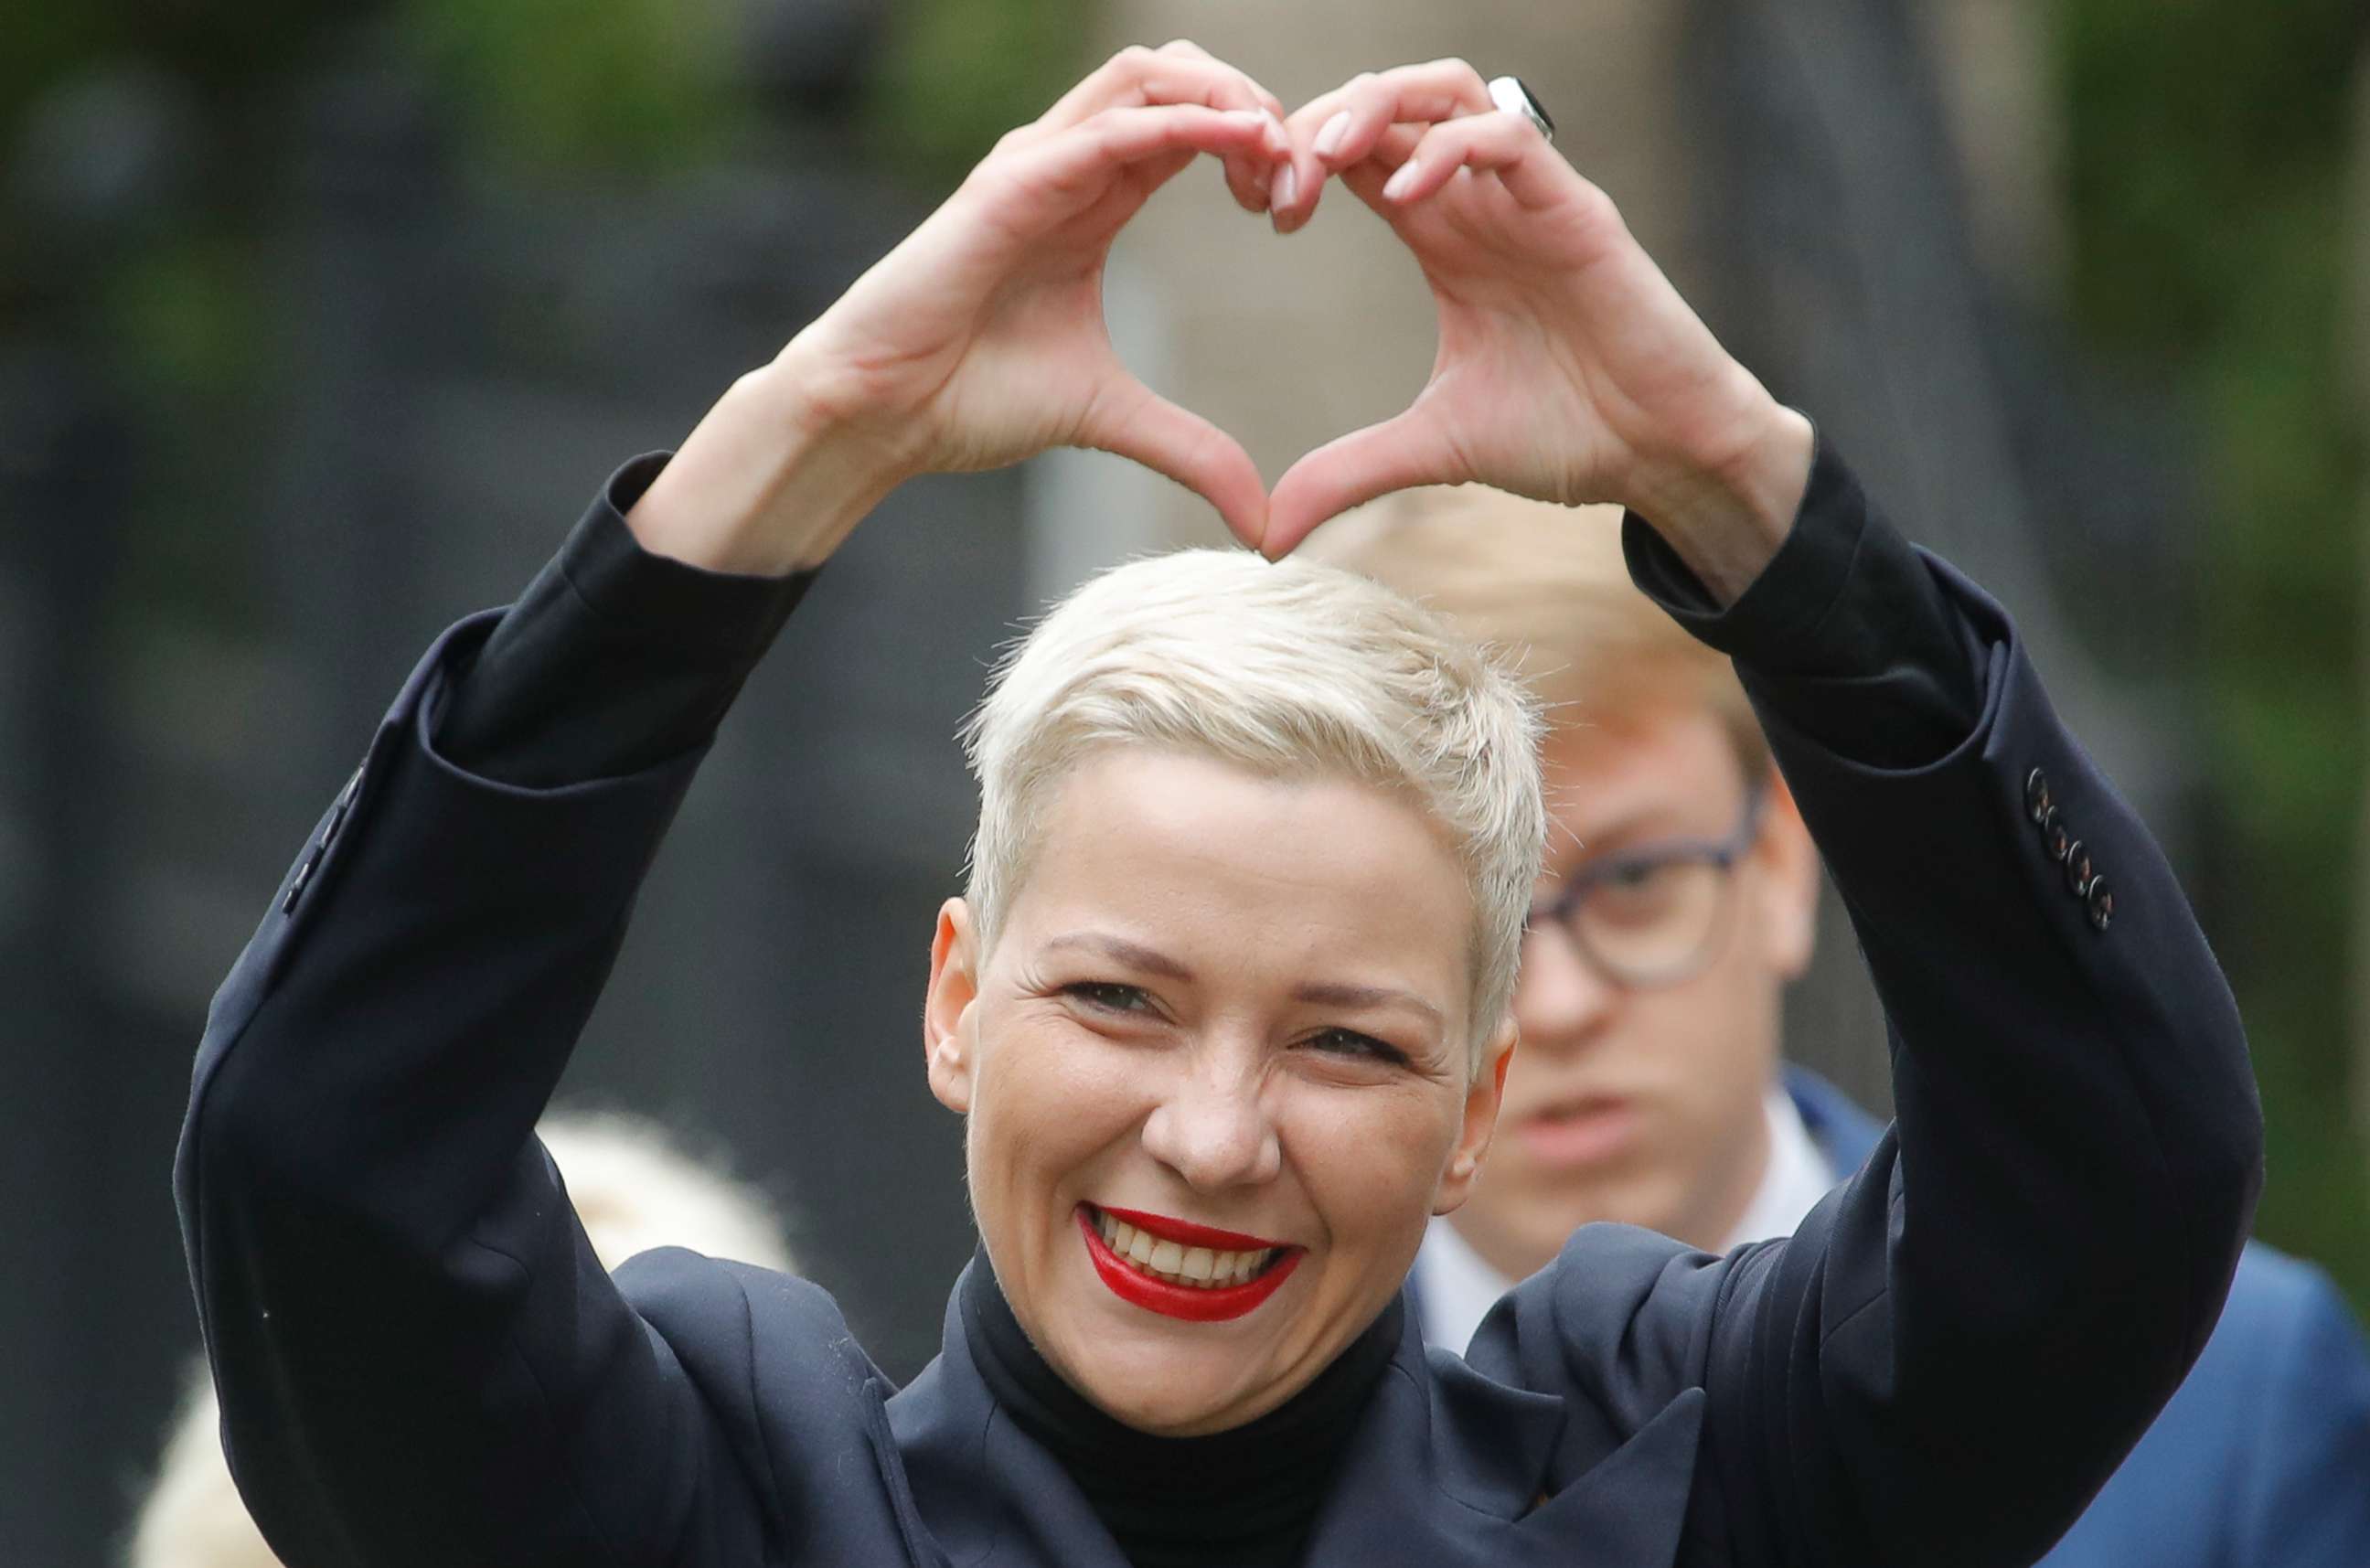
[1434,1015,1519,1216]
[1751,773,1820,981]
[924,898,981,1115]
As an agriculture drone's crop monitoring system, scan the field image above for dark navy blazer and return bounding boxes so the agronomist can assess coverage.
[176,539,2263,1564]
[1788,1070,2370,1568]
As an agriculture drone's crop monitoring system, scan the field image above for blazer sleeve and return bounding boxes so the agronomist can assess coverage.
[172,475,801,1564]
[1479,453,2264,1568]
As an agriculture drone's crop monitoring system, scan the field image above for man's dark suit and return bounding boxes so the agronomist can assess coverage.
[1790,1071,2370,1568]
[176,446,2261,1566]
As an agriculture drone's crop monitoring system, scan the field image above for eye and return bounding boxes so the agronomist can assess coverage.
[1589,858,1712,929]
[1300,1027,1412,1068]
[1060,980,1155,1015]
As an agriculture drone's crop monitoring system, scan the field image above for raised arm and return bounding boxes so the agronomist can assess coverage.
[1273,60,2263,1568]
[175,46,1293,1565]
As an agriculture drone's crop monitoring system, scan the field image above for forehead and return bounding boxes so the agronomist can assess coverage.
[1005,750,1473,1006]
[1541,705,1751,847]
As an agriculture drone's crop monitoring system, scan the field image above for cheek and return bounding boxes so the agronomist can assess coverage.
[1641,972,1778,1126]
[1288,1085,1462,1253]
[969,1028,1147,1205]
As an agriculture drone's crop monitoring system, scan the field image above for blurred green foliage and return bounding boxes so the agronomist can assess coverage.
[864,0,1094,192]
[16,2,744,167]
[400,0,738,173]
[0,1,316,132]
[2060,0,2370,1309]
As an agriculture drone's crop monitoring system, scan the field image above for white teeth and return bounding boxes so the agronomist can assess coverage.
[1091,1210,1284,1289]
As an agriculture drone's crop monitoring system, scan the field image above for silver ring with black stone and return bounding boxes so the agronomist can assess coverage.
[1486,76,1554,144]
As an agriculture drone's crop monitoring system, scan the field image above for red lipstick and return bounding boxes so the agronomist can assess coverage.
[1077,1205,1302,1323]
[1094,1205,1287,1253]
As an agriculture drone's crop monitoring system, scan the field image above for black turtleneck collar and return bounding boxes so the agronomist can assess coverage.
[960,1252,1404,1568]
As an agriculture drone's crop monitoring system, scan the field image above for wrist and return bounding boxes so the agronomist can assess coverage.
[625,350,913,577]
[1624,399,1814,606]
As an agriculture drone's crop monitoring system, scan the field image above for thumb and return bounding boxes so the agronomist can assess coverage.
[1264,405,1466,558]
[1075,375,1269,549]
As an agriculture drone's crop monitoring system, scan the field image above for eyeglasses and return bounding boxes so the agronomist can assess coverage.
[1525,781,1771,988]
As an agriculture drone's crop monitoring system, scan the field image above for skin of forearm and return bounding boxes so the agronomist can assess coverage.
[1622,397,1816,607]
[624,347,913,580]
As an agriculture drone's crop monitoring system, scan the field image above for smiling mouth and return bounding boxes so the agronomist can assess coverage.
[1078,1203,1301,1321]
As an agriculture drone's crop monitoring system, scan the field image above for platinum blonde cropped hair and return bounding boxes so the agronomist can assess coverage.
[962,549,1546,1075]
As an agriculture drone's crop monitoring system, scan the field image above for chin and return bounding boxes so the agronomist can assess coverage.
[1080,1297,1289,1421]
[1062,1330,1267,1435]
[1095,1376,1232,1435]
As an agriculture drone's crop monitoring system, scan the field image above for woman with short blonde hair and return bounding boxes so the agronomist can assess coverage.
[176,45,2258,1568]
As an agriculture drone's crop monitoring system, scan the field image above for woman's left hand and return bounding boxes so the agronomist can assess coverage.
[1258,61,1813,597]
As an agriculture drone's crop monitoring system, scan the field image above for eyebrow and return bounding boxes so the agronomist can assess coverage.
[1553,805,1671,855]
[1042,932,1193,980]
[1041,933,1445,1029]
[1292,982,1445,1030]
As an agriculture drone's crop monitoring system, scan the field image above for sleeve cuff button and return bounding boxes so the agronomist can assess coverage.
[282,848,322,913]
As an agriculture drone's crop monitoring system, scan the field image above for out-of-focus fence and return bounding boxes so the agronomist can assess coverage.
[2,14,1009,1564]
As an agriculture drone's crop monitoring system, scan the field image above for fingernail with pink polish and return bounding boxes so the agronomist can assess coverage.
[1382,161,1419,201]
[1274,162,1298,209]
[1314,111,1352,160]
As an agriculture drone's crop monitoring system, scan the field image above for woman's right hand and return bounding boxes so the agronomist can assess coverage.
[629,44,1286,575]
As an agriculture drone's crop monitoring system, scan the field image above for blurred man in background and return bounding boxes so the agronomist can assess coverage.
[1317,485,2370,1568]
[125,1112,793,1568]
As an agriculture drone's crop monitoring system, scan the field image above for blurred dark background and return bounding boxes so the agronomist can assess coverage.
[4,3,2365,1563]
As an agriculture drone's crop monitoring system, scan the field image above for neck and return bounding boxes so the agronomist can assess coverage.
[1450,1096,1778,1277]
[1675,1097,1775,1253]
[959,1253,1402,1568]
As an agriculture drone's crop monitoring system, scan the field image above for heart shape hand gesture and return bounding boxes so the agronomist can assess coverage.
[631,45,1811,597]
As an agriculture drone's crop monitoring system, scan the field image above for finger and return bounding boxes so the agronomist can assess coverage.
[1156,37,1291,119]
[1265,408,1468,558]
[1043,43,1287,145]
[998,105,1279,207]
[1222,144,1276,215]
[1329,125,1421,215]
[1266,72,1368,234]
[1340,123,1423,183]
[1311,59,1492,169]
[1078,375,1270,549]
[1273,60,1494,233]
[1079,45,1287,215]
[1130,43,1288,213]
[1371,104,1572,211]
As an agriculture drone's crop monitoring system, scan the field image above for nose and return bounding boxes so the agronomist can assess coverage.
[1140,1052,1282,1192]
[1514,923,1620,1054]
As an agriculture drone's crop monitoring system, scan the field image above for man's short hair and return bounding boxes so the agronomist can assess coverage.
[962,549,1546,1072]
[1303,488,1770,784]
